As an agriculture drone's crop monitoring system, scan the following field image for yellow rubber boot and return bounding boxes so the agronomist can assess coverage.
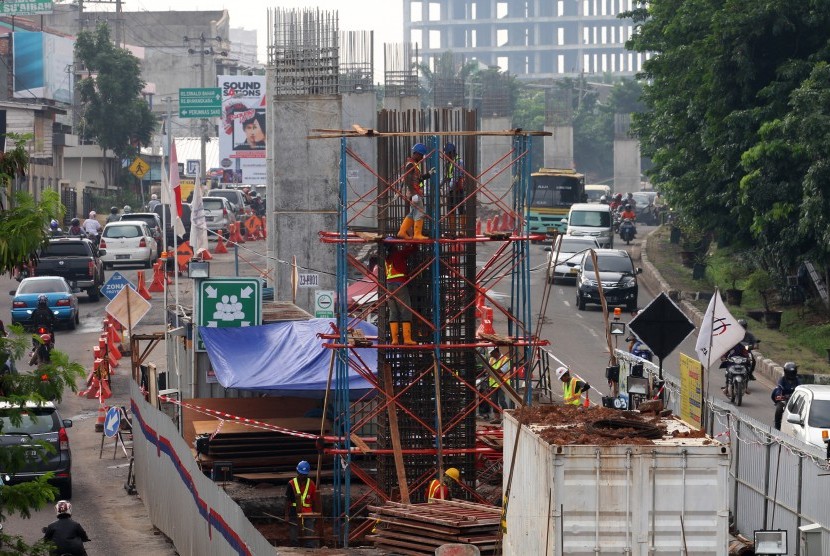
[389,322,400,345]
[397,217,414,239]
[402,322,417,345]
[412,218,428,240]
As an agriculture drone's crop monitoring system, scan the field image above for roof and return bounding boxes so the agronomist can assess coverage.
[174,137,220,170]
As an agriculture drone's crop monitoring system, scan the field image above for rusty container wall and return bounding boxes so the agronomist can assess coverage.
[502,413,730,555]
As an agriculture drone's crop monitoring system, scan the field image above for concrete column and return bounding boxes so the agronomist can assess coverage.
[341,92,378,229]
[543,125,573,169]
[613,113,641,193]
[479,117,513,207]
[381,95,421,112]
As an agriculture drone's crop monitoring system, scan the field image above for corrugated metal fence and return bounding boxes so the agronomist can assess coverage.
[130,381,275,555]
[615,351,830,554]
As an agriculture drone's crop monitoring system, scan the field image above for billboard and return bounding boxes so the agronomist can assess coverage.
[217,75,266,185]
[13,32,73,103]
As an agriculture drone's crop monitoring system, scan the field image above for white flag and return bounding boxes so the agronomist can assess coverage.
[160,144,186,238]
[189,183,208,255]
[695,290,745,368]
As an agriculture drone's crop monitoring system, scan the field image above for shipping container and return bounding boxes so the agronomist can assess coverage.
[502,411,730,555]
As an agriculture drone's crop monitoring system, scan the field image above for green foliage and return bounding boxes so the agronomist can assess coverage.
[75,23,157,170]
[707,249,751,290]
[513,88,545,131]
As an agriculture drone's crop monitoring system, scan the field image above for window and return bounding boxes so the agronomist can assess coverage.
[428,2,440,21]
[808,399,830,428]
[203,199,225,211]
[410,1,422,22]
[0,409,58,435]
[557,54,565,74]
[104,224,142,239]
[429,30,441,49]
[583,253,633,273]
[497,56,508,71]
[18,279,68,294]
[497,2,508,18]
[558,28,565,46]
[42,243,90,257]
[410,29,423,46]
[497,28,508,47]
[558,1,564,16]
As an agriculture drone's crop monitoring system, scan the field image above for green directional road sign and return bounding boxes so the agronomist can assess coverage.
[196,278,262,351]
[179,88,222,119]
[0,0,53,15]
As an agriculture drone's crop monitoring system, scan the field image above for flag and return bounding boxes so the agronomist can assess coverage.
[161,142,186,238]
[169,142,184,219]
[189,183,208,255]
[695,290,745,367]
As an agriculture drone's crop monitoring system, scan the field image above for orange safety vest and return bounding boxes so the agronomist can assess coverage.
[291,477,315,514]
[563,377,583,405]
[427,479,449,502]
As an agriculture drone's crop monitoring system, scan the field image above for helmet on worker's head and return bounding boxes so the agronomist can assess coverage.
[555,366,570,381]
[443,142,456,155]
[297,460,311,475]
[49,219,59,230]
[783,362,798,377]
[151,193,158,200]
[37,294,48,308]
[123,205,132,214]
[600,195,607,203]
[624,204,631,210]
[737,319,747,328]
[71,218,80,226]
[110,206,119,213]
[412,143,428,156]
[55,500,71,516]
[40,333,51,343]
[89,211,96,218]
[445,467,460,482]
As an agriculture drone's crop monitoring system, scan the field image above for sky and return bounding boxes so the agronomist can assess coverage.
[121,0,405,76]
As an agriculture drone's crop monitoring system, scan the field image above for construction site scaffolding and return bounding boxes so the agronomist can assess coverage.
[315,124,550,546]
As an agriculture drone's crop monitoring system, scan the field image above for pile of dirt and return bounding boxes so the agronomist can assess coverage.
[509,405,708,446]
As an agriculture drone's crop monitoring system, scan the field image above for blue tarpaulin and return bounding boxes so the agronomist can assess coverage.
[199,319,377,394]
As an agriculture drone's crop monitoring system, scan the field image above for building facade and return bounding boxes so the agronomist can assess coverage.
[404,0,646,79]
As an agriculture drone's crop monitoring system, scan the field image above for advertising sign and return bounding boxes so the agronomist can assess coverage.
[678,352,703,430]
[13,32,73,103]
[1,1,53,16]
[217,75,266,185]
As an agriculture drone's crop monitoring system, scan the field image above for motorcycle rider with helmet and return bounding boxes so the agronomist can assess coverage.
[49,219,63,237]
[720,340,752,395]
[67,218,84,237]
[772,362,801,430]
[106,206,120,224]
[123,205,132,215]
[30,294,56,346]
[42,500,90,556]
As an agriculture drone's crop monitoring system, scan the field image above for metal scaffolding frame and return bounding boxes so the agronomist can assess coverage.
[314,121,549,546]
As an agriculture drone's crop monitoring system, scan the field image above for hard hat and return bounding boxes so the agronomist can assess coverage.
[555,366,569,380]
[55,500,72,516]
[111,206,119,213]
[297,460,311,475]
[412,143,428,156]
[151,193,158,200]
[40,333,51,343]
[123,205,132,213]
[445,467,460,481]
[49,219,59,229]
[443,142,456,155]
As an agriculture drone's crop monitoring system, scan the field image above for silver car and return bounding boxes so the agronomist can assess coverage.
[546,236,601,283]
[202,196,237,238]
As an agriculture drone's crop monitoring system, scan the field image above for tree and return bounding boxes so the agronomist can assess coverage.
[75,23,157,188]
[0,137,85,552]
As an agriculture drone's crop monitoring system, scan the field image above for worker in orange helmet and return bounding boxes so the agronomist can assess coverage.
[427,467,461,503]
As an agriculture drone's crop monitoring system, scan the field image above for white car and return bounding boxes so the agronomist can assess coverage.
[99,221,158,269]
[546,236,601,283]
[781,385,830,448]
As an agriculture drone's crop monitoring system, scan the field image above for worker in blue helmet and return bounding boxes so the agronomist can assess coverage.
[397,142,433,240]
[442,142,466,236]
[285,460,319,547]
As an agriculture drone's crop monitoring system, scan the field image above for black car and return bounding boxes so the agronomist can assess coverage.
[152,203,192,247]
[0,401,73,498]
[575,249,641,311]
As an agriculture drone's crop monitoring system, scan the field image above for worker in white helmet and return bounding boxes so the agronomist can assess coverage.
[556,366,591,406]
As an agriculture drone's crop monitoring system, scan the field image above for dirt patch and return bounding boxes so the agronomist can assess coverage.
[512,405,707,446]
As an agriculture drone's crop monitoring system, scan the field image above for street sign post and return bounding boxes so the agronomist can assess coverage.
[129,157,149,179]
[0,0,53,15]
[196,278,262,351]
[314,290,335,318]
[179,88,222,118]
[101,272,135,301]
[106,286,151,331]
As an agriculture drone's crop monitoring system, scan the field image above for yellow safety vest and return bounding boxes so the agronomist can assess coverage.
[291,477,313,512]
[563,377,582,405]
[385,261,404,281]
[488,355,510,388]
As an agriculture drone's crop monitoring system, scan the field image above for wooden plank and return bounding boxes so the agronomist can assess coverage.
[382,362,410,504]
[368,514,461,535]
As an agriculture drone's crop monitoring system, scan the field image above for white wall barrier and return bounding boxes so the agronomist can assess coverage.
[130,381,275,555]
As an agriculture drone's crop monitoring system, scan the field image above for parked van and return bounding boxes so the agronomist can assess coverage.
[585,184,611,203]
[564,203,614,248]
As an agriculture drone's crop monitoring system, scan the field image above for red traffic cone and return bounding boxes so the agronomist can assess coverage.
[475,218,482,236]
[476,306,496,337]
[108,323,122,345]
[136,270,152,300]
[106,332,121,360]
[148,260,167,292]
[94,403,107,432]
[583,391,591,408]
[214,234,228,254]
[197,247,212,261]
[98,377,112,400]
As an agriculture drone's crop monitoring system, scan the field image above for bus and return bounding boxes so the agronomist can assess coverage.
[527,168,585,236]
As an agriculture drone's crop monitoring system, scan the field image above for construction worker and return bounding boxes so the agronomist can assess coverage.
[556,366,591,406]
[442,142,466,236]
[285,460,319,548]
[397,143,433,240]
[426,467,460,503]
[385,242,417,345]
[487,347,511,423]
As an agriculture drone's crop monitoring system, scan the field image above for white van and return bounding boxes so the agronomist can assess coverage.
[585,184,611,203]
[564,203,614,248]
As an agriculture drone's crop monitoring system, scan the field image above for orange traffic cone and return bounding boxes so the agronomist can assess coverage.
[136,270,152,300]
[230,222,246,244]
[106,331,121,360]
[108,323,122,344]
[148,260,167,292]
[214,234,228,254]
[583,390,591,408]
[94,403,107,432]
[98,377,112,400]
[197,247,212,261]
[476,306,496,338]
[475,218,482,236]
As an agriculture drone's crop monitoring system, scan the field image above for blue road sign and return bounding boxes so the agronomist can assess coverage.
[101,272,135,301]
[104,406,121,438]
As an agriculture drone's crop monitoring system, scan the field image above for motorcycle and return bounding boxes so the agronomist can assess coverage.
[612,211,622,233]
[723,355,750,406]
[619,218,636,244]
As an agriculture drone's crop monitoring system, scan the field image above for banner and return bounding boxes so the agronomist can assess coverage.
[678,352,703,430]
[13,32,73,103]
[217,75,266,185]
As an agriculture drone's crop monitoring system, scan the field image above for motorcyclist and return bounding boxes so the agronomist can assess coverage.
[772,362,801,430]
[29,333,52,366]
[106,206,120,224]
[67,218,84,237]
[738,318,759,383]
[720,341,751,395]
[49,219,63,237]
[82,211,102,241]
[147,193,160,212]
[123,205,133,216]
[609,193,623,211]
[30,295,55,341]
[43,500,90,556]
[599,195,609,205]
[620,204,637,222]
